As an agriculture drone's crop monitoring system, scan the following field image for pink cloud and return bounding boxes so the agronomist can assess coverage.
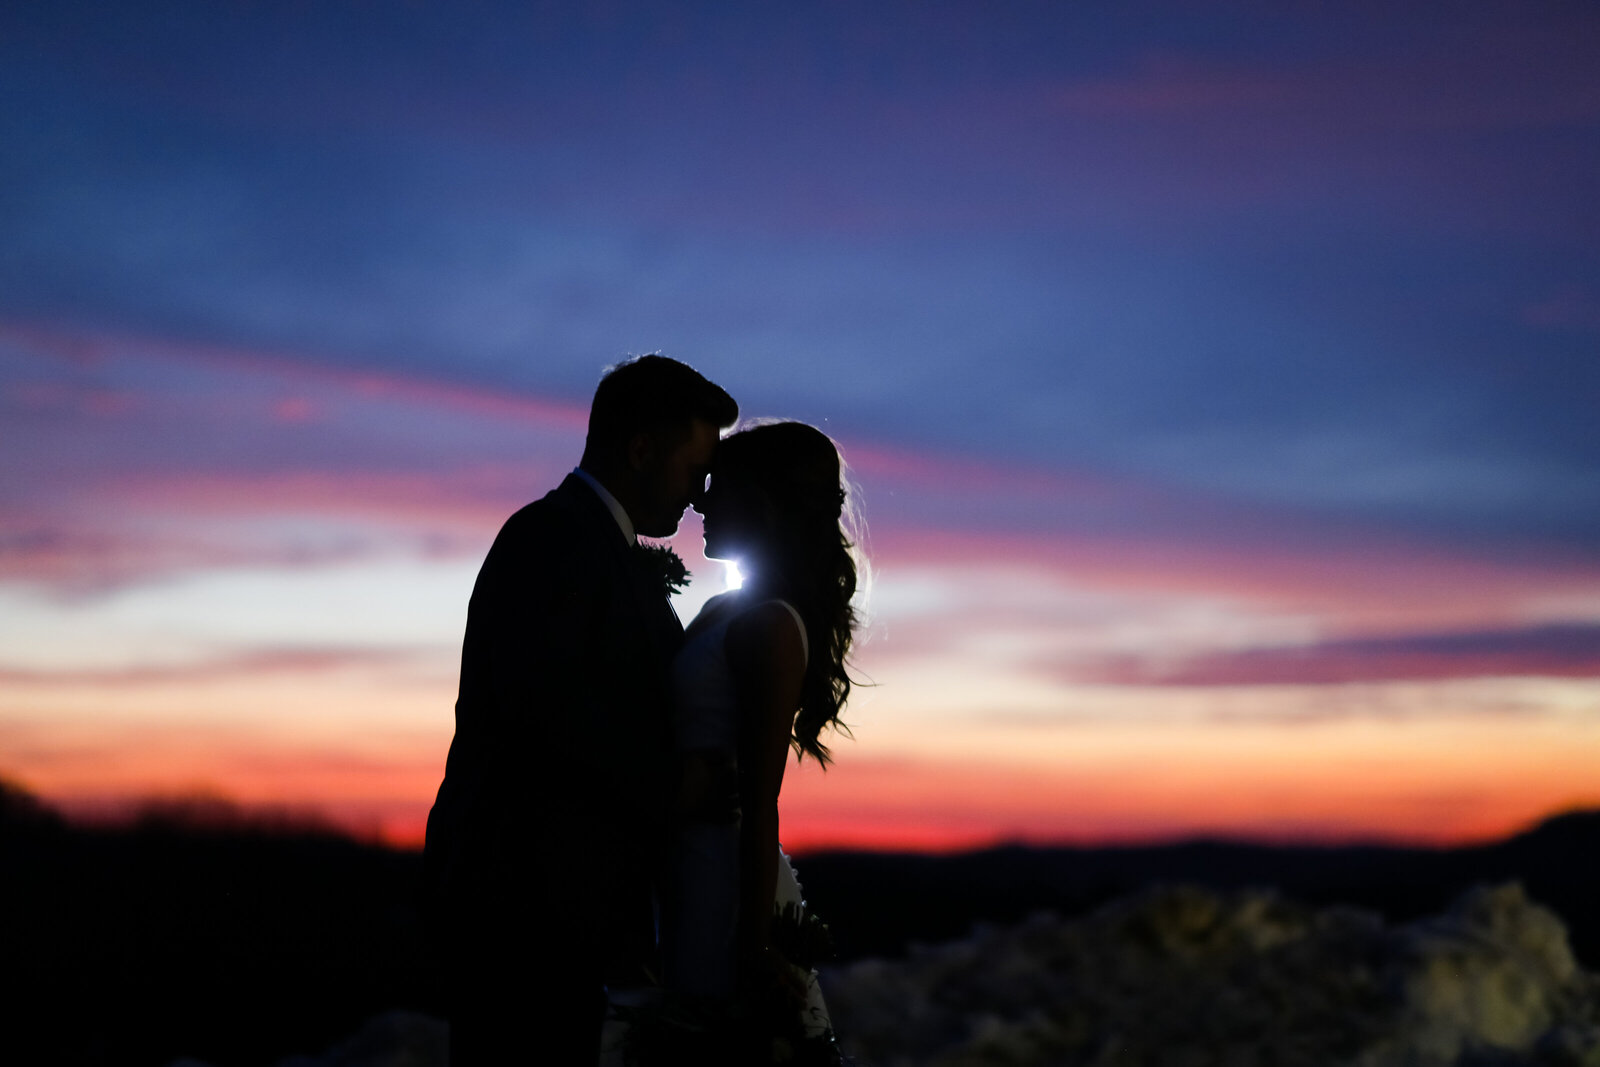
[0,646,428,688]
[0,320,587,590]
[101,465,541,527]
[1042,41,1600,132]
[1072,623,1600,688]
[0,466,521,592]
[0,319,590,430]
[270,396,319,423]
[870,524,1600,640]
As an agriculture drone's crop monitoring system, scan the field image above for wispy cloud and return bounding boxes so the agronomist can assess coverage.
[1078,622,1600,687]
[1,321,586,592]
[0,646,432,687]
[1,320,590,430]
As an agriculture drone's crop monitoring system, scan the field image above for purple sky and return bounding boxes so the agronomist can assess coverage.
[6,0,1598,544]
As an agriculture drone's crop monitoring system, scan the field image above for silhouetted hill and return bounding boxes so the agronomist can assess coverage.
[2,783,431,1067]
[794,813,1600,967]
[3,777,1597,1066]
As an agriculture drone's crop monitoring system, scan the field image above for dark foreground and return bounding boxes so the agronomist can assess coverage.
[4,779,1597,1066]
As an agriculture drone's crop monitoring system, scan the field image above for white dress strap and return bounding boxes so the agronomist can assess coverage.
[767,599,809,670]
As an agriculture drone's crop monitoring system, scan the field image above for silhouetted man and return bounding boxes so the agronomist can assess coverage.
[424,355,737,1063]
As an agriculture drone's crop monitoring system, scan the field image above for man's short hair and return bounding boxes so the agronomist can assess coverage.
[585,354,738,457]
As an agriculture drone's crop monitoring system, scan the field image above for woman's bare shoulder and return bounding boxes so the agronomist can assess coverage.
[725,598,806,672]
[684,590,740,634]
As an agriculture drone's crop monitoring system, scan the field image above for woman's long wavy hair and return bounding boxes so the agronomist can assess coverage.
[717,420,866,766]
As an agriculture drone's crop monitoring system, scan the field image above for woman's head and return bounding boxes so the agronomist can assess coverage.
[697,419,864,765]
[699,420,845,568]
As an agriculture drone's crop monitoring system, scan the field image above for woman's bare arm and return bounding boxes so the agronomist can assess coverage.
[726,600,807,965]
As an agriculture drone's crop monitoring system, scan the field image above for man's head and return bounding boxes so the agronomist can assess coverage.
[579,355,738,538]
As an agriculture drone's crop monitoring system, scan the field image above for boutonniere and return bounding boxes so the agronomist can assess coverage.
[635,540,691,596]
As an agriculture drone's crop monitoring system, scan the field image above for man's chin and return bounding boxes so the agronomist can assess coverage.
[636,514,684,540]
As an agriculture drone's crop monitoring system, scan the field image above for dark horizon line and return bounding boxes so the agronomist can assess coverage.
[5,775,1594,859]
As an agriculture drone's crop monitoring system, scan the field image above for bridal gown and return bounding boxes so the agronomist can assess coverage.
[662,594,832,1035]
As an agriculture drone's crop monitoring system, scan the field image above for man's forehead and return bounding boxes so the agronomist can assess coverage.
[681,417,718,462]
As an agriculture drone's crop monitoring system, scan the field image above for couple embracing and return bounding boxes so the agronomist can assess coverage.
[423,356,861,1064]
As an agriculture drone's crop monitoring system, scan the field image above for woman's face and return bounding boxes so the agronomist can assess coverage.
[695,470,768,563]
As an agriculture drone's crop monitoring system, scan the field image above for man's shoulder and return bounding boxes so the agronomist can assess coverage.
[491,478,614,559]
[499,477,581,531]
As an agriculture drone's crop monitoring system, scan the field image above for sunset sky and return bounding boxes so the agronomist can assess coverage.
[3,0,1598,851]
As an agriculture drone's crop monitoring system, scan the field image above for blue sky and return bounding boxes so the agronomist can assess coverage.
[7,0,1597,541]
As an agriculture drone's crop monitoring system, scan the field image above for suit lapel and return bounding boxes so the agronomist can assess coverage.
[625,544,687,658]
[556,474,684,662]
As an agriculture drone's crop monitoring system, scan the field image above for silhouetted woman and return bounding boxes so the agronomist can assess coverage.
[660,419,863,1062]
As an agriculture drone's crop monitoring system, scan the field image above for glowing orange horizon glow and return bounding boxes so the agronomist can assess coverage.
[8,683,1598,854]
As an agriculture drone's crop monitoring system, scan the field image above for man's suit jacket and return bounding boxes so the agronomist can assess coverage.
[423,473,684,966]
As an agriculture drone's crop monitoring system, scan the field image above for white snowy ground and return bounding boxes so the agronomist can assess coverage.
[186,883,1600,1067]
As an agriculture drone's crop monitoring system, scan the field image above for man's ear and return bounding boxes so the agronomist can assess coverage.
[626,430,656,473]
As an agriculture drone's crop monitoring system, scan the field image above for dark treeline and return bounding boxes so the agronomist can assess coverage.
[4,777,1597,1066]
[797,812,1600,966]
[3,782,432,1067]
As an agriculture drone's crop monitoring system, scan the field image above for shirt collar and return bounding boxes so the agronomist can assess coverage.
[571,467,636,546]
